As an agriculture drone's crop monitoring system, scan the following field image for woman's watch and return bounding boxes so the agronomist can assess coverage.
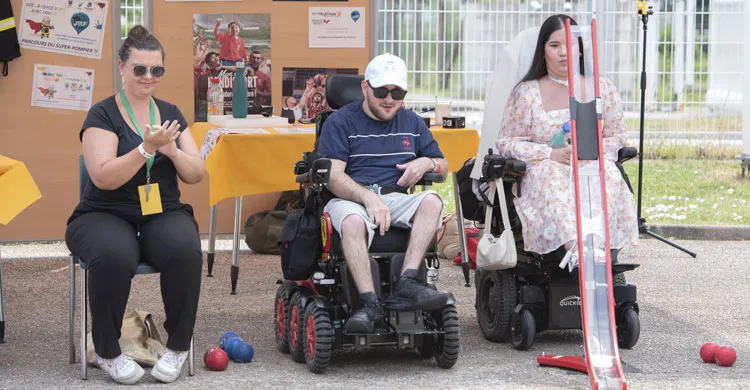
[137,143,155,159]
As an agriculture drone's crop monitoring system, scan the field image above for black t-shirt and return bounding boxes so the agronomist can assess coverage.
[68,95,193,225]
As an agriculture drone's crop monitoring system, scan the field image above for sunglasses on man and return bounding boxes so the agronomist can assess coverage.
[132,64,166,78]
[368,81,407,100]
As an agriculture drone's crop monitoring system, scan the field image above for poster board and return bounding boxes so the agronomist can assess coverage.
[0,0,113,241]
[0,0,370,240]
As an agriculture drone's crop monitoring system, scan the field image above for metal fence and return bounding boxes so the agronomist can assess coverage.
[120,0,145,39]
[375,0,745,159]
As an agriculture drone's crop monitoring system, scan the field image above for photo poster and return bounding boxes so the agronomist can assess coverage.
[18,0,108,59]
[192,13,271,122]
[281,67,358,122]
[31,64,94,111]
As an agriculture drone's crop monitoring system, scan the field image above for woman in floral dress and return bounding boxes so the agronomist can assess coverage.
[495,14,638,255]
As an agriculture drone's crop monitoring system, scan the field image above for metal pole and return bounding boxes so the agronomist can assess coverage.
[69,256,76,362]
[451,172,471,287]
[231,197,243,295]
[80,268,88,379]
[0,253,5,343]
[370,0,379,60]
[206,204,218,277]
[111,0,121,94]
[744,0,750,155]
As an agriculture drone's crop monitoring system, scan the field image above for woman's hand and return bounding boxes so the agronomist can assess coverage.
[550,147,572,165]
[143,120,180,156]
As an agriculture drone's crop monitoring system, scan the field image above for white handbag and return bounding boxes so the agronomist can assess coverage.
[475,178,517,270]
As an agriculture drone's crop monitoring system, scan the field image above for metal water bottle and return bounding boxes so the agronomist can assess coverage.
[232,62,248,118]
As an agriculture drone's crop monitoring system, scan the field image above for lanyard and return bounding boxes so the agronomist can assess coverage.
[120,89,156,182]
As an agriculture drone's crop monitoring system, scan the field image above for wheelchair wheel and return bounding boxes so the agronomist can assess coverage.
[274,285,290,354]
[288,291,306,363]
[476,270,516,342]
[434,304,460,369]
[303,303,333,373]
[510,309,535,351]
[617,306,640,349]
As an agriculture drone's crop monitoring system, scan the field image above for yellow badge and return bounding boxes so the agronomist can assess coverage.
[138,183,163,215]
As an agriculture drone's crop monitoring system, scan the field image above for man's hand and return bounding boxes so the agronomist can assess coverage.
[396,157,433,188]
[363,192,391,236]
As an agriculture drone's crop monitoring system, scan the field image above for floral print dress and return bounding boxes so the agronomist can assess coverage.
[495,78,639,254]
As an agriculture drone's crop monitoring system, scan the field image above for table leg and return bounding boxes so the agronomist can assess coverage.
[451,172,472,287]
[0,255,5,343]
[206,204,218,277]
[231,196,243,295]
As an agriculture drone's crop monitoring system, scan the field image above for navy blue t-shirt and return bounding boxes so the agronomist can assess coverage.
[317,100,444,188]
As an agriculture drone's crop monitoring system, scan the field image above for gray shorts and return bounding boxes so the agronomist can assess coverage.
[324,191,443,248]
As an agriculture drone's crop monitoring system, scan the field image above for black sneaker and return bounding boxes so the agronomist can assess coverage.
[385,276,449,311]
[344,300,386,334]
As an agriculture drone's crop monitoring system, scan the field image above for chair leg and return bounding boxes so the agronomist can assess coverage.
[80,268,88,380]
[188,337,195,376]
[69,255,76,364]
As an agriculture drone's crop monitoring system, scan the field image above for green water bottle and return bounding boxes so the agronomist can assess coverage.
[232,61,248,118]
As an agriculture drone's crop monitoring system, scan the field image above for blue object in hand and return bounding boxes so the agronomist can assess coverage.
[550,120,571,149]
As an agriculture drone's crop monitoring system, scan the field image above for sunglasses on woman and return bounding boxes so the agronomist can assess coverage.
[132,64,166,78]
[368,81,407,100]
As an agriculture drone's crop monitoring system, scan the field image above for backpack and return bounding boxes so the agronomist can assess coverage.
[455,157,485,222]
[278,205,321,280]
[244,210,288,254]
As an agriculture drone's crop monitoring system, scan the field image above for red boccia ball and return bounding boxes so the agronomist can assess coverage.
[715,346,737,367]
[700,342,719,363]
[204,346,229,371]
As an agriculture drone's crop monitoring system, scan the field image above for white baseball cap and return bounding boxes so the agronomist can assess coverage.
[365,53,408,91]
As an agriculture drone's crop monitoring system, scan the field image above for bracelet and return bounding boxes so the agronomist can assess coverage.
[431,158,441,173]
[137,143,155,159]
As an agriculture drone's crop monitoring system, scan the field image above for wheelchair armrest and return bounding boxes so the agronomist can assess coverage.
[295,158,332,185]
[417,172,446,186]
[618,147,638,163]
[481,153,526,181]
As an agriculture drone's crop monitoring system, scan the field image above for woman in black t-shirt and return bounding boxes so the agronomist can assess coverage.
[65,25,205,385]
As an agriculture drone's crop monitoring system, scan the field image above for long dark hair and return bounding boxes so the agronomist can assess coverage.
[118,25,164,63]
[519,14,579,83]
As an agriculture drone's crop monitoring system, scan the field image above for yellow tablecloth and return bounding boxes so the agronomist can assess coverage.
[191,122,480,206]
[0,155,42,225]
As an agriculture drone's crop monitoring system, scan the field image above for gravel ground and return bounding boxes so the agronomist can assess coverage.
[0,238,748,389]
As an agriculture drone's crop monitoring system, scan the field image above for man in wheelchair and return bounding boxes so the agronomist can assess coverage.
[316,54,452,334]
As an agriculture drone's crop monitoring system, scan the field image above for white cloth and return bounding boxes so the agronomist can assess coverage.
[471,27,540,180]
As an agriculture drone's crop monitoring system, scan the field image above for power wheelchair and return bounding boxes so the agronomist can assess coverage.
[273,74,460,373]
[468,147,641,351]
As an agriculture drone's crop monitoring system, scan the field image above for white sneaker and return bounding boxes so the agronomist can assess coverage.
[151,348,189,383]
[96,354,145,385]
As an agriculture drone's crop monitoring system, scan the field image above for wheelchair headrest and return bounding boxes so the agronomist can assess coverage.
[325,74,364,109]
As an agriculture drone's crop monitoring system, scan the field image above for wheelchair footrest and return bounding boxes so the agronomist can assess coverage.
[343,330,443,350]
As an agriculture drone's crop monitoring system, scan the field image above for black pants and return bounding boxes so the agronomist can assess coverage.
[65,210,203,359]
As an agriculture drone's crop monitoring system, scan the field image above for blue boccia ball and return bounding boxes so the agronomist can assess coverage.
[220,331,241,351]
[231,341,254,363]
[225,337,244,356]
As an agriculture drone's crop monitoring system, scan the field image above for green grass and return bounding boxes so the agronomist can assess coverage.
[623,159,750,225]
[625,116,742,132]
[427,159,750,226]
